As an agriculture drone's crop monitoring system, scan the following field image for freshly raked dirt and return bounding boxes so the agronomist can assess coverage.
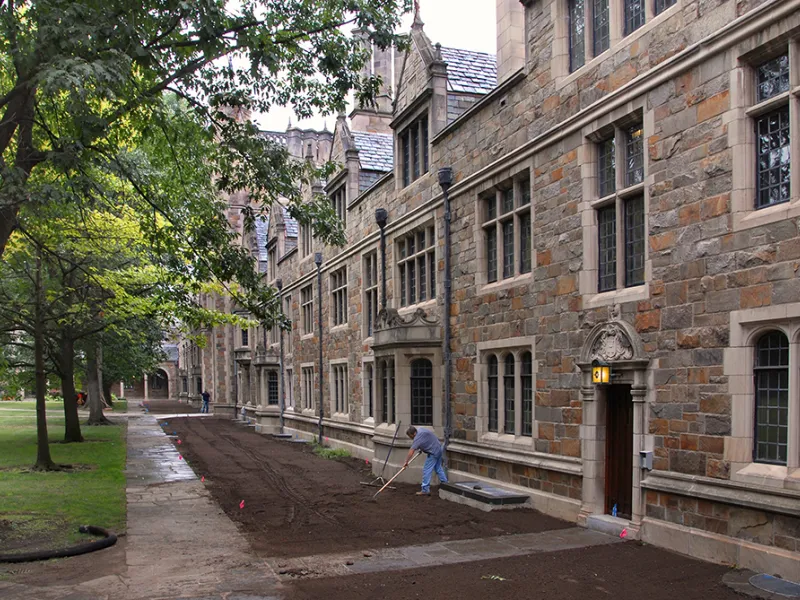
[160,416,571,558]
[284,542,742,600]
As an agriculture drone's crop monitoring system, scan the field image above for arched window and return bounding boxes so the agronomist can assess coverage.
[268,371,279,405]
[504,355,516,433]
[410,358,433,426]
[522,352,533,437]
[754,331,789,464]
[488,355,498,432]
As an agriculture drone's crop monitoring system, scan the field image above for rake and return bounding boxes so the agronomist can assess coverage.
[368,452,420,502]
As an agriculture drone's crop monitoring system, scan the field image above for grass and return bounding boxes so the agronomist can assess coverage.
[311,442,351,460]
[0,403,127,554]
[111,398,128,412]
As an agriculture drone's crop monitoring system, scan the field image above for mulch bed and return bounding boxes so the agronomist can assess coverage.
[160,416,571,558]
[284,542,741,600]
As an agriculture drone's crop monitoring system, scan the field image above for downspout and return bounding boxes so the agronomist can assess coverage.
[438,167,453,455]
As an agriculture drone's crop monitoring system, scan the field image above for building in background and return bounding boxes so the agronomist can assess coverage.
[181,0,800,575]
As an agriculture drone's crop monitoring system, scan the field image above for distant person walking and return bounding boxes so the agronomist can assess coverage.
[403,426,448,496]
[201,390,210,414]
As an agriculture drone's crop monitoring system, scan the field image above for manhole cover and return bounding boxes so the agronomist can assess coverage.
[750,574,800,597]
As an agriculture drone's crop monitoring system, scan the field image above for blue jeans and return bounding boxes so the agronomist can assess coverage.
[421,450,448,493]
[201,401,209,414]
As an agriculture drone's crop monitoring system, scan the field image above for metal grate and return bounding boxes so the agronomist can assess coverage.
[593,0,610,56]
[624,196,645,287]
[756,106,791,209]
[598,138,616,197]
[522,353,533,437]
[488,355,498,432]
[504,355,515,434]
[410,359,433,426]
[569,0,585,72]
[754,331,789,465]
[598,205,617,292]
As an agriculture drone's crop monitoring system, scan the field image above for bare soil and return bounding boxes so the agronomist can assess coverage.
[141,399,198,414]
[284,542,742,600]
[160,416,571,558]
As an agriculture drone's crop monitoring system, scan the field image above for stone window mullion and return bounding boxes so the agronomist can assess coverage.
[788,339,799,469]
[515,354,522,436]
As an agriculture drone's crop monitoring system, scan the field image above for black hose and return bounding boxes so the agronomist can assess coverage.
[0,525,117,563]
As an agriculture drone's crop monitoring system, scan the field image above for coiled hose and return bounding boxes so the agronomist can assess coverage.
[0,525,117,563]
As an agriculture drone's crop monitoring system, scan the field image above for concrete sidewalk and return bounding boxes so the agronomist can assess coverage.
[0,414,279,600]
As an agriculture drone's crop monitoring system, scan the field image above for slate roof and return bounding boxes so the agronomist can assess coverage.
[440,47,497,95]
[352,131,394,172]
[281,206,298,238]
[162,343,179,363]
[254,215,270,261]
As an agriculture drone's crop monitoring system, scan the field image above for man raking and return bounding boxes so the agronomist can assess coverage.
[403,426,448,496]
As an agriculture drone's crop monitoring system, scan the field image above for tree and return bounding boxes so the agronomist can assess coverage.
[100,319,166,406]
[0,0,409,257]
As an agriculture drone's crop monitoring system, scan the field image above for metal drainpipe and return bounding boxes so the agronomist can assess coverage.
[277,279,285,434]
[375,208,388,310]
[315,253,324,444]
[438,167,453,455]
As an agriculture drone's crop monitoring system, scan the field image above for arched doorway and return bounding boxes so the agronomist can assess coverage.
[148,369,170,400]
[577,318,649,532]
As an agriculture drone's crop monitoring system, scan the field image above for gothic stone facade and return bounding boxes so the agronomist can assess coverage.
[205,0,800,575]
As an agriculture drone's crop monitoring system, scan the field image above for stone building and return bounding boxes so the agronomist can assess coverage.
[188,0,800,575]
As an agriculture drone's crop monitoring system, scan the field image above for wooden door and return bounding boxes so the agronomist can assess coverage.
[605,384,633,519]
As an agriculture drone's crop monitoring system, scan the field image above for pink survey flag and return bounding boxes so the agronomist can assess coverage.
[239,500,245,509]
[178,455,183,460]
[201,476,205,482]
[620,528,628,539]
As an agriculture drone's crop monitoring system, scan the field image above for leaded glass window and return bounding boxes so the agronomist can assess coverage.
[482,177,531,284]
[593,0,610,56]
[754,331,789,465]
[504,355,516,434]
[598,205,617,292]
[398,227,435,307]
[569,0,585,72]
[757,54,790,102]
[625,0,645,34]
[625,126,644,187]
[625,196,645,286]
[268,371,279,405]
[410,359,433,426]
[654,0,677,14]
[522,352,533,437]
[598,138,616,197]
[488,355,498,433]
[756,106,791,209]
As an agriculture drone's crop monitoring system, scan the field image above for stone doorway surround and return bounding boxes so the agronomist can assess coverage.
[577,316,650,537]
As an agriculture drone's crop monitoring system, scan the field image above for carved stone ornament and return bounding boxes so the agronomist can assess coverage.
[375,307,439,331]
[590,323,634,362]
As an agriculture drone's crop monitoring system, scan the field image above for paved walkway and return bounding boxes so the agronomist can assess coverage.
[269,527,620,581]
[0,413,621,600]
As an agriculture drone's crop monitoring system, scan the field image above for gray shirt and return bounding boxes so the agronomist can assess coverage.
[411,429,442,456]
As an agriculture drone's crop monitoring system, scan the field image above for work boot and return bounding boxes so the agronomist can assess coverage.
[416,491,430,496]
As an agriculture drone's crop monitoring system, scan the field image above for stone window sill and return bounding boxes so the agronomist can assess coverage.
[480,432,535,451]
[330,412,350,423]
[330,324,349,334]
[301,333,314,341]
[479,272,533,295]
[733,199,800,232]
[582,283,649,309]
[398,298,437,315]
[731,462,800,491]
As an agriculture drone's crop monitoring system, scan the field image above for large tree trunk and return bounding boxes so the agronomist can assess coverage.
[86,342,112,426]
[59,334,84,442]
[33,251,55,470]
[102,379,114,408]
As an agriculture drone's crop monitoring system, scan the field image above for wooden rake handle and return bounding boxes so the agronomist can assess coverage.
[372,452,420,499]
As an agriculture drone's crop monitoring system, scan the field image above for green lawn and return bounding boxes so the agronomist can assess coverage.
[0,403,127,554]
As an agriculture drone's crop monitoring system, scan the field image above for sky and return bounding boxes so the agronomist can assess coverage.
[256,0,497,132]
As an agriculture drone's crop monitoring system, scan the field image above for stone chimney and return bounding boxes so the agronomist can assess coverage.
[496,0,526,83]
